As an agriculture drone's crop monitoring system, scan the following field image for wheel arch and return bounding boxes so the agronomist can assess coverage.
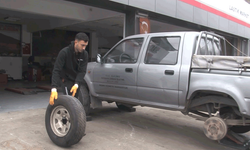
[186,90,240,115]
[83,76,97,96]
[188,90,237,106]
[187,86,249,111]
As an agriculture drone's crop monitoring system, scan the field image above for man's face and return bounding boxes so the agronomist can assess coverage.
[75,40,88,53]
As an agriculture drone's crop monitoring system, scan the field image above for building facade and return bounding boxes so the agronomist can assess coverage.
[0,0,249,80]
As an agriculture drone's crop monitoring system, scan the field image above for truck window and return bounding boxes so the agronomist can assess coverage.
[207,39,213,55]
[197,36,223,55]
[145,36,180,65]
[103,38,144,63]
[199,38,206,55]
[214,40,222,55]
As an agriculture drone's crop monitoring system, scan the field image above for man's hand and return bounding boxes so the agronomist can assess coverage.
[50,88,58,105]
[70,84,78,97]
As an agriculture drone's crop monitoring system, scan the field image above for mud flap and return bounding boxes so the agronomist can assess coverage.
[90,95,102,109]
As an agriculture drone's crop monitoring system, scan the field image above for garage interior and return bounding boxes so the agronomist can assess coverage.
[0,0,126,93]
[0,0,195,95]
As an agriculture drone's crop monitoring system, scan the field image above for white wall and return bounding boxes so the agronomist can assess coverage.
[0,57,22,79]
[0,24,33,80]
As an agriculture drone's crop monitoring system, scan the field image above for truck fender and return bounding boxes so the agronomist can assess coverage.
[83,75,102,108]
[187,80,247,115]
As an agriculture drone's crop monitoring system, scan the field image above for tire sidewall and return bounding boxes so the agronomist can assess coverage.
[45,95,85,147]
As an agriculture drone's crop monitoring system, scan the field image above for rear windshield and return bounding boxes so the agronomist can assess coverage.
[197,35,224,55]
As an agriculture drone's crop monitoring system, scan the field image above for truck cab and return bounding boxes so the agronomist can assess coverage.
[88,32,191,110]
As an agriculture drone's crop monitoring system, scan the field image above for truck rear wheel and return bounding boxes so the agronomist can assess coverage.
[45,95,86,147]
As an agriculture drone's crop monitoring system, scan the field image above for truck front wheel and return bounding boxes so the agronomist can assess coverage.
[78,85,91,116]
[116,102,136,112]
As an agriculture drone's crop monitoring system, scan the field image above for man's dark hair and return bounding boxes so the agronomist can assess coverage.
[75,32,89,42]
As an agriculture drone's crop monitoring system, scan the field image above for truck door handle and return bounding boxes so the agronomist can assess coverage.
[165,70,174,75]
[125,68,133,73]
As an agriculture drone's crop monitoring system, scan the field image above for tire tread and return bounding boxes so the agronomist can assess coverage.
[45,95,86,147]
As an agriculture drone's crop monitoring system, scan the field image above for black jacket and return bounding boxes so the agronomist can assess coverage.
[51,41,88,88]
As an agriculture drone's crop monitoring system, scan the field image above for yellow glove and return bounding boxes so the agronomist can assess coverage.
[50,88,58,105]
[70,84,78,97]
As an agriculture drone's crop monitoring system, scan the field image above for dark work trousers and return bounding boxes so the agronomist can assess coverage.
[61,79,80,98]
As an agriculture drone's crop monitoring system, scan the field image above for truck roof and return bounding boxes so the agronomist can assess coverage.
[125,31,200,39]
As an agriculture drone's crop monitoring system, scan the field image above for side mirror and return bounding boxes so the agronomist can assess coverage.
[96,54,102,63]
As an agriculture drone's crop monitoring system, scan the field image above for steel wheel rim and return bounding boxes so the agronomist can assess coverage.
[50,105,71,137]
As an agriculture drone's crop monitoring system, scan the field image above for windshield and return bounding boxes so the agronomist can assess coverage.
[103,38,144,63]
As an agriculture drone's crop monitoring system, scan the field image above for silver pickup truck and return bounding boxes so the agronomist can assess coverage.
[83,31,250,141]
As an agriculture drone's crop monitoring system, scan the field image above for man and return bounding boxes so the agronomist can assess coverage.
[49,32,89,106]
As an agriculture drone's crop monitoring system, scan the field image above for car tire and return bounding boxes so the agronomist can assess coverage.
[78,85,91,116]
[45,95,86,147]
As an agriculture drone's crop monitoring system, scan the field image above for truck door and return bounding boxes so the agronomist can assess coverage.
[92,38,144,100]
[137,35,182,107]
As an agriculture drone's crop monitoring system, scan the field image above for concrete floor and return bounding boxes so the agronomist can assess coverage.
[0,80,53,113]
[0,103,240,150]
[0,80,244,150]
